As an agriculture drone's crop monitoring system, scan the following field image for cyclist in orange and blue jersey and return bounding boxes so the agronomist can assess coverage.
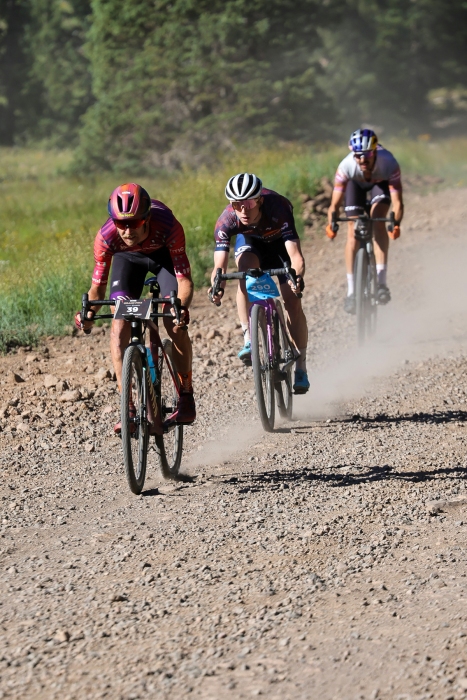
[209,173,309,394]
[75,183,196,430]
[326,129,404,314]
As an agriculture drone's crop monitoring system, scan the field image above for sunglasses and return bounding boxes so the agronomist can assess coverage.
[231,198,260,211]
[353,152,374,161]
[113,218,147,230]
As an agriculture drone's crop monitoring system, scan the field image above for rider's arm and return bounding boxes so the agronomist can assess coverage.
[285,239,305,278]
[177,274,194,309]
[78,282,106,331]
[327,188,345,225]
[390,188,404,224]
[211,250,229,283]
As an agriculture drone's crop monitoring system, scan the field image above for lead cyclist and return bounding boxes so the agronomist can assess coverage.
[74,183,196,431]
[208,172,310,395]
[326,128,404,314]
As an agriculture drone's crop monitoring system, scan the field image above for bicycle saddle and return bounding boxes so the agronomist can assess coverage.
[144,273,161,286]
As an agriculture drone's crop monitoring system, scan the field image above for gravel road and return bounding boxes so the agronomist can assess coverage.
[1,187,467,699]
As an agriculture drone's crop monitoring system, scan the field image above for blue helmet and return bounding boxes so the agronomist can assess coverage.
[349,128,378,152]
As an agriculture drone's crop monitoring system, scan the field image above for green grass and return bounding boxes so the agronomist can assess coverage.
[1,138,466,350]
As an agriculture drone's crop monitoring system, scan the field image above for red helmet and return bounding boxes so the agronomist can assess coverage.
[107,183,151,221]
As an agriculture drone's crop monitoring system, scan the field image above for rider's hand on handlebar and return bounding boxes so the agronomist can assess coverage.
[389,224,400,240]
[288,275,305,296]
[326,223,337,239]
[208,286,225,305]
[75,310,95,333]
[171,305,190,327]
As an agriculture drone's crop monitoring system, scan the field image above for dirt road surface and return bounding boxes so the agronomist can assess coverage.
[1,188,467,700]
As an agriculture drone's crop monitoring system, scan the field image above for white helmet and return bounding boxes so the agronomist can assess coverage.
[225,173,262,201]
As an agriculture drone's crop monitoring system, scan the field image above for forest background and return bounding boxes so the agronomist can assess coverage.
[0,0,467,348]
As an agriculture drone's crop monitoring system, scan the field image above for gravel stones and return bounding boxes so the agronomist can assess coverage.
[59,389,81,402]
[1,188,467,698]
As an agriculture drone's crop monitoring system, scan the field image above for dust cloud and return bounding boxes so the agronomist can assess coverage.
[297,223,467,420]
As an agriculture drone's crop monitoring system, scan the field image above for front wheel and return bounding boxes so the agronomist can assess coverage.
[354,247,369,346]
[251,303,275,432]
[154,339,184,479]
[121,345,148,495]
[274,301,293,420]
[367,253,377,338]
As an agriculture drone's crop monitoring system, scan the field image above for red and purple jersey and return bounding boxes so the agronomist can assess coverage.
[214,188,299,252]
[92,199,191,287]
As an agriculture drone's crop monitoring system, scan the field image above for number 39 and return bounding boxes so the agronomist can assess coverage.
[127,306,139,313]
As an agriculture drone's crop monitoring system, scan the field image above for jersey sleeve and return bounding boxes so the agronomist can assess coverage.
[279,202,299,242]
[214,209,235,252]
[334,165,349,192]
[92,230,113,288]
[388,165,402,192]
[165,217,191,278]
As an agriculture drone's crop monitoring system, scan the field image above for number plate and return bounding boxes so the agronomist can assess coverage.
[114,299,152,319]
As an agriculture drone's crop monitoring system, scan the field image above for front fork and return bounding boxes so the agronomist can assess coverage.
[248,301,275,369]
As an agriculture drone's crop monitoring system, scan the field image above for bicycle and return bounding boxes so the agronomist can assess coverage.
[210,266,300,432]
[331,211,395,345]
[81,277,185,494]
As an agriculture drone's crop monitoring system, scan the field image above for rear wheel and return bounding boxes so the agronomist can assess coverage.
[251,303,275,431]
[274,301,293,420]
[355,247,369,346]
[154,339,184,479]
[121,345,148,495]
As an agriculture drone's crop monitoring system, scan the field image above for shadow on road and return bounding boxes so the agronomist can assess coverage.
[341,409,467,425]
[218,462,467,492]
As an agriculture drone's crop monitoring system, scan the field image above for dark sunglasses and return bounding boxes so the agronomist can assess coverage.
[353,152,373,160]
[113,218,147,230]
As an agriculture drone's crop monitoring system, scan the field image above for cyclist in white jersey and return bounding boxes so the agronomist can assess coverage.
[326,129,404,314]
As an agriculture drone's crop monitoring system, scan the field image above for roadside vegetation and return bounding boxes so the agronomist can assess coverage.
[0,138,467,351]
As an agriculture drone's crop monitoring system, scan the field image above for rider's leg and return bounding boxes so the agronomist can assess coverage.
[281,282,309,393]
[162,308,196,424]
[281,282,308,352]
[236,250,260,345]
[371,200,390,268]
[343,181,366,301]
[163,318,192,378]
[370,198,391,304]
[345,221,359,287]
[110,318,131,392]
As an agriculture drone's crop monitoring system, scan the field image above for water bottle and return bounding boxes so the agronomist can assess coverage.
[145,347,157,384]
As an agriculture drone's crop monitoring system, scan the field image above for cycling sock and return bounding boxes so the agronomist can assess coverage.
[346,273,354,296]
[376,264,387,286]
[177,370,193,393]
[241,324,250,344]
[296,347,307,372]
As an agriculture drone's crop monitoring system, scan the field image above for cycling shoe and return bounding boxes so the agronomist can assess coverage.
[238,341,252,364]
[293,369,310,395]
[176,390,196,424]
[344,294,356,315]
[377,284,391,305]
[114,404,137,434]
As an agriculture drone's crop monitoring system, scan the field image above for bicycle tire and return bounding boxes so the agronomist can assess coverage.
[251,303,275,432]
[354,247,368,346]
[121,345,148,495]
[154,339,184,479]
[367,253,378,338]
[274,301,293,420]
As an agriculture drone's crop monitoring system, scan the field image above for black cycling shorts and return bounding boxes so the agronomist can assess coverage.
[109,248,177,301]
[234,235,291,285]
[344,180,391,215]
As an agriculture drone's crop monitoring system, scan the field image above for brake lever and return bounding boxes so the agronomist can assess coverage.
[81,293,92,335]
[286,267,303,299]
[209,268,223,307]
[170,291,188,331]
